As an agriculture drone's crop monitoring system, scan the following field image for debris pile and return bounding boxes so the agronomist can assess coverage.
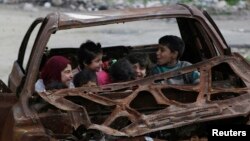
[1,0,250,13]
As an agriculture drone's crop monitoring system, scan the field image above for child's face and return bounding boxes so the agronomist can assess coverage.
[133,63,146,79]
[156,45,178,66]
[88,54,103,71]
[61,64,73,86]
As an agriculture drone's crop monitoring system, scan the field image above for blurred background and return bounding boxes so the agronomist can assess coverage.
[1,0,250,12]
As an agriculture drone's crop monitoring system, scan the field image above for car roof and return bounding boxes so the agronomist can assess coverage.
[47,4,201,30]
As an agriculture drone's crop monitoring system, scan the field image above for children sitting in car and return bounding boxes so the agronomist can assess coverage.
[151,35,200,84]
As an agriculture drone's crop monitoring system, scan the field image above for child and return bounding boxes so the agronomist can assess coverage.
[109,58,136,83]
[126,52,153,79]
[74,40,111,86]
[35,56,74,92]
[73,69,97,87]
[76,40,103,73]
[152,35,200,84]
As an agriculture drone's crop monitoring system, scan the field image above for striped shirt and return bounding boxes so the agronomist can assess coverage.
[152,61,200,85]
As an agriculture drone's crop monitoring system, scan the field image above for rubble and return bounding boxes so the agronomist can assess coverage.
[1,0,250,13]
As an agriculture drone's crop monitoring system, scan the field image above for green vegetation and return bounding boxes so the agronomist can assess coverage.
[225,0,241,5]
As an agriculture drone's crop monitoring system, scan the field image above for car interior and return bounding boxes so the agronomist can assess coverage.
[37,16,246,93]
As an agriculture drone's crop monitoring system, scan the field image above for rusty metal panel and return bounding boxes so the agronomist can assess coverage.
[35,55,250,138]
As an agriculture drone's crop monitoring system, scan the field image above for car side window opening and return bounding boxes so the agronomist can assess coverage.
[178,18,218,63]
[210,62,246,101]
[211,63,246,89]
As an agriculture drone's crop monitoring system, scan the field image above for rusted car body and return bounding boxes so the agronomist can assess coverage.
[0,4,250,141]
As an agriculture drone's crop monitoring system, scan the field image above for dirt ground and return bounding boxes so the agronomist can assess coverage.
[0,4,250,84]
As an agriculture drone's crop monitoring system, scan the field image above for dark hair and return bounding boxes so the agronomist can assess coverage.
[159,35,185,59]
[78,40,102,69]
[109,59,135,82]
[127,52,153,76]
[73,69,97,87]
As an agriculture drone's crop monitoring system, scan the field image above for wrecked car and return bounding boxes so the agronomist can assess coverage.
[0,4,250,141]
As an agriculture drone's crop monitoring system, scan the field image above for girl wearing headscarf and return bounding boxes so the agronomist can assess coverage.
[35,56,74,92]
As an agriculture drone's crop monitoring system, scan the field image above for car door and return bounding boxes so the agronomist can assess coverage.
[8,18,43,94]
[0,79,17,137]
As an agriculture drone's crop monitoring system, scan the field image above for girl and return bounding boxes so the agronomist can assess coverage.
[35,56,74,92]
[127,52,153,79]
[74,40,111,86]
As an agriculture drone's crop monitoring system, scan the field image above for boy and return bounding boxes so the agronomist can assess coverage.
[152,35,200,84]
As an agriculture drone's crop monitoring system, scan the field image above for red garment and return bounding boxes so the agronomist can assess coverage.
[102,61,110,71]
[41,56,70,86]
[96,70,112,85]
